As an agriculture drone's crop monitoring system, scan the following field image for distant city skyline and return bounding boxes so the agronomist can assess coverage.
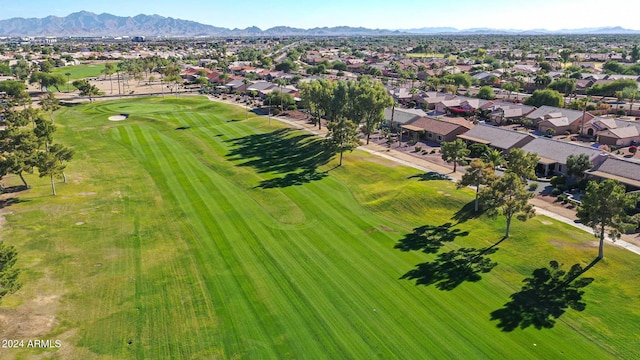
[1,0,639,31]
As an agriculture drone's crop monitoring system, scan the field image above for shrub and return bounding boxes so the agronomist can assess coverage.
[630,145,638,154]
[550,175,566,186]
[551,187,563,196]
[422,150,428,155]
[557,194,568,203]
[430,149,437,154]
[415,146,423,152]
[529,183,539,191]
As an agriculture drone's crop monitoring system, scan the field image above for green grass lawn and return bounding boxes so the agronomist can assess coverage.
[51,63,111,92]
[52,63,110,81]
[1,96,640,359]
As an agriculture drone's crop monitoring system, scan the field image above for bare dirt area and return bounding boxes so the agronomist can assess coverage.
[0,271,63,344]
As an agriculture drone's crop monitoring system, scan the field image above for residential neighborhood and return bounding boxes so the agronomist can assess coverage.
[2,9,640,359]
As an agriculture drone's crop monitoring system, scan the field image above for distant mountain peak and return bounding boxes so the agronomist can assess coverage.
[0,12,637,37]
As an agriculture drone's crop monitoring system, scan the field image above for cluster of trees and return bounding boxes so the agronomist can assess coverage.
[447,140,637,259]
[0,95,73,195]
[602,61,640,76]
[448,145,537,238]
[299,78,393,165]
[586,78,638,97]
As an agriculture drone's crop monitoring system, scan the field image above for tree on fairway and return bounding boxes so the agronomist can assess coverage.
[72,80,101,101]
[34,118,56,150]
[40,92,60,123]
[441,139,470,172]
[577,180,637,260]
[353,79,394,144]
[458,159,497,212]
[480,171,535,238]
[299,79,334,129]
[49,144,74,183]
[0,128,37,188]
[566,154,593,183]
[36,148,65,196]
[506,148,539,180]
[0,242,21,301]
[28,72,66,92]
[325,118,360,166]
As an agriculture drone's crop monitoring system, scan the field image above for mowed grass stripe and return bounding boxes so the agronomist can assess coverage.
[144,128,342,358]
[128,124,381,358]
[149,105,612,358]
[7,97,634,359]
[118,125,231,357]
[130,125,290,358]
[282,183,449,356]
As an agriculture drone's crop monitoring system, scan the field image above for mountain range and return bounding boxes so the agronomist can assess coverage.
[0,11,638,37]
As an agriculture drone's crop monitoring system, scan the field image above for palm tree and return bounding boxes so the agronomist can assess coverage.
[274,78,287,111]
[482,148,505,169]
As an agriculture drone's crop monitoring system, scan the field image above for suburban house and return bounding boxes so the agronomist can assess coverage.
[224,79,249,93]
[526,106,594,134]
[586,156,640,191]
[457,125,535,152]
[384,107,427,130]
[519,138,606,177]
[246,81,276,97]
[435,96,493,115]
[400,116,473,144]
[418,92,457,110]
[584,118,640,146]
[486,102,536,124]
[575,79,595,94]
[387,87,414,104]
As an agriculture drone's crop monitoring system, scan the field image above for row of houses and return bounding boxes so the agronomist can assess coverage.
[384,105,640,190]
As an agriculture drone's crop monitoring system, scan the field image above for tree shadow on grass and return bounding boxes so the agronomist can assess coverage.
[451,200,484,224]
[0,197,28,209]
[490,258,598,332]
[400,246,499,291]
[259,169,328,189]
[394,223,469,254]
[408,172,450,181]
[225,128,332,188]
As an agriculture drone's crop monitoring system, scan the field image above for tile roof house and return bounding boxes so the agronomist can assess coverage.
[519,137,606,177]
[526,106,593,134]
[384,108,427,129]
[435,96,493,115]
[401,116,473,144]
[586,156,640,190]
[583,118,640,146]
[417,92,457,110]
[486,102,536,124]
[457,125,535,151]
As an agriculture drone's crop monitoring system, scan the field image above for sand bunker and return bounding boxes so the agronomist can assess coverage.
[108,114,129,121]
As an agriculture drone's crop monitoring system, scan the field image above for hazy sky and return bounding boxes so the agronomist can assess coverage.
[1,0,639,30]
